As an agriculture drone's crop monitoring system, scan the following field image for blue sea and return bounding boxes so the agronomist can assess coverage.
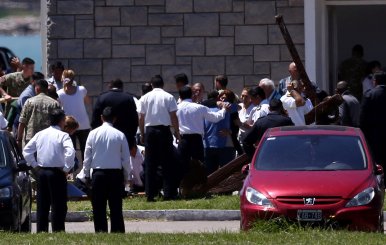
[0,34,42,72]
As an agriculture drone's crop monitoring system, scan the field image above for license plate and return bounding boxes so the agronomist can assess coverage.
[297,210,322,221]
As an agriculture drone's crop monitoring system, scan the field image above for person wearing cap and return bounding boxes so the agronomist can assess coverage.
[48,61,65,90]
[17,79,61,148]
[243,99,294,160]
[23,109,75,232]
[82,107,131,233]
[57,69,91,163]
[360,71,386,169]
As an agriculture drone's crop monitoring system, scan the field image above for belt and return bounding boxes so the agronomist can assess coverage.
[146,125,170,129]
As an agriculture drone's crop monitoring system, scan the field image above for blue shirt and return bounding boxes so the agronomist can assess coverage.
[203,107,230,148]
[17,84,35,109]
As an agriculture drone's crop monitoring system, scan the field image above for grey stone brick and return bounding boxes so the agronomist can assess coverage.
[176,57,191,65]
[233,1,244,12]
[112,45,145,58]
[206,37,234,56]
[84,39,111,58]
[131,27,161,44]
[162,65,191,87]
[149,14,183,26]
[227,76,244,94]
[103,59,131,82]
[165,0,192,13]
[69,60,102,75]
[124,82,141,95]
[220,26,234,36]
[268,24,304,44]
[276,0,288,7]
[149,6,165,13]
[131,58,146,65]
[192,76,214,91]
[49,16,74,38]
[184,13,219,36]
[47,0,57,15]
[131,66,161,82]
[235,26,267,45]
[245,1,276,25]
[95,0,106,6]
[192,57,224,75]
[235,45,253,56]
[162,26,183,37]
[112,27,131,44]
[121,7,147,26]
[277,7,304,24]
[226,56,253,75]
[79,76,103,96]
[106,0,134,6]
[76,15,94,20]
[95,27,111,38]
[134,0,164,5]
[220,13,244,25]
[271,62,289,82]
[162,38,175,44]
[57,0,93,15]
[254,45,280,61]
[146,45,175,65]
[58,39,83,58]
[176,38,204,56]
[280,44,304,61]
[289,0,304,7]
[244,75,267,87]
[194,0,232,12]
[254,62,270,75]
[95,7,120,26]
[76,20,94,38]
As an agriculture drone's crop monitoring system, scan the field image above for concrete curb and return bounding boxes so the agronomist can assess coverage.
[31,210,241,223]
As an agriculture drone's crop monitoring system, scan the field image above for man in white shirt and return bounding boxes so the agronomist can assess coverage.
[23,109,75,233]
[139,75,180,202]
[82,107,131,233]
[280,80,313,126]
[177,86,228,179]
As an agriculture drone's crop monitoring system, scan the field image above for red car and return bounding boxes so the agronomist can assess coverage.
[240,126,385,232]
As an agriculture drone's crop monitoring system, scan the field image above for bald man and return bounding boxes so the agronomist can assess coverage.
[278,62,299,96]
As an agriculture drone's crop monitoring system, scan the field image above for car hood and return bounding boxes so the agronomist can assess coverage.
[248,170,374,199]
[0,167,13,187]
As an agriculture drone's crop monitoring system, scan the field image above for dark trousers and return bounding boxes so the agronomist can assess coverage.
[91,169,125,233]
[177,134,204,179]
[36,168,67,233]
[70,129,90,161]
[144,125,177,199]
[204,147,236,176]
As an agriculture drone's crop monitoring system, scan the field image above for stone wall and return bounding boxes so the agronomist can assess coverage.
[46,0,304,97]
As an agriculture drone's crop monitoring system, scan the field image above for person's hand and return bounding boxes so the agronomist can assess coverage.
[3,94,12,102]
[287,82,295,93]
[174,132,181,144]
[10,57,21,71]
[222,102,231,111]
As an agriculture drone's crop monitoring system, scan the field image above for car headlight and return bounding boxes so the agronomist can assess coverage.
[245,187,274,208]
[0,187,11,198]
[345,187,375,207]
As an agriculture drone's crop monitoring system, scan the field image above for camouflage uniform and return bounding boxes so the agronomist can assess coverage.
[19,93,60,142]
[1,71,32,115]
[2,71,32,97]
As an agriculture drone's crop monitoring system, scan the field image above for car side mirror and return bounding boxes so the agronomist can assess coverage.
[375,164,383,175]
[17,159,32,172]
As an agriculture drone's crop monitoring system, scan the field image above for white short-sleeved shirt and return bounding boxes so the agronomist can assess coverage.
[247,103,270,125]
[281,93,313,126]
[57,86,90,130]
[0,112,8,129]
[139,88,178,127]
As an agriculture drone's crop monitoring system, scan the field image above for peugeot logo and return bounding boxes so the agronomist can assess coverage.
[304,197,315,205]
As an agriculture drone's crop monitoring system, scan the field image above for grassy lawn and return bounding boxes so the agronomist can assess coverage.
[32,195,240,211]
[0,230,385,244]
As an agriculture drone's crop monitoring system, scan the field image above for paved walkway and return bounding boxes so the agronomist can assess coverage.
[32,221,240,233]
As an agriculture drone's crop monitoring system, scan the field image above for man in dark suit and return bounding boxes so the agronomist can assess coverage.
[91,79,138,150]
[360,72,386,169]
[243,99,294,160]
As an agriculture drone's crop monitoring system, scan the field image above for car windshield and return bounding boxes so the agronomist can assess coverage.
[0,139,7,167]
[254,135,367,171]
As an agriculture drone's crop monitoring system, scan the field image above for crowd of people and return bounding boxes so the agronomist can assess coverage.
[0,51,385,233]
